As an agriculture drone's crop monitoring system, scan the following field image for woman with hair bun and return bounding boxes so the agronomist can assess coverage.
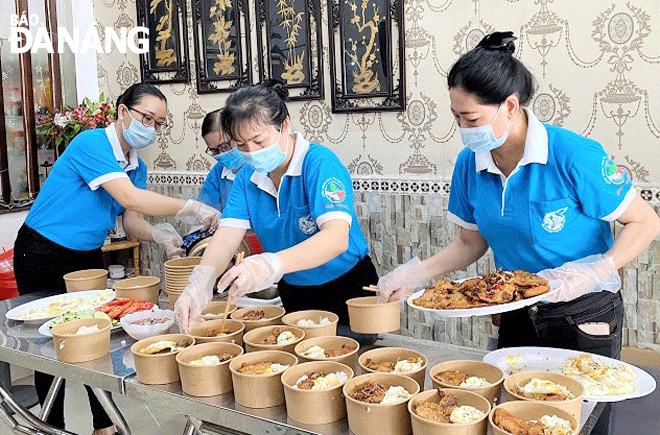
[376,32,660,433]
[174,79,377,331]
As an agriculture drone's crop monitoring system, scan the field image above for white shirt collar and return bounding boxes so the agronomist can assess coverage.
[249,132,310,197]
[105,124,139,172]
[475,107,548,173]
[220,166,236,181]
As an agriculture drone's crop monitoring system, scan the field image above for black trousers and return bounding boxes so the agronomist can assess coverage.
[278,255,379,326]
[13,224,114,430]
[498,290,624,435]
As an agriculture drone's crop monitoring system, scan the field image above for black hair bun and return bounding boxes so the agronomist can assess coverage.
[476,31,516,54]
[260,78,289,100]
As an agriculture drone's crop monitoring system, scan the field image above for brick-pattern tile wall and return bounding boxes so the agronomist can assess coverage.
[144,177,660,352]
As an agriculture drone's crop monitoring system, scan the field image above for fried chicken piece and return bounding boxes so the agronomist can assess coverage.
[261,328,283,345]
[364,358,396,372]
[296,372,324,390]
[493,408,544,435]
[238,362,271,375]
[351,381,387,404]
[241,309,266,321]
[325,344,356,357]
[518,284,549,298]
[414,401,451,423]
[433,370,469,386]
[206,327,235,337]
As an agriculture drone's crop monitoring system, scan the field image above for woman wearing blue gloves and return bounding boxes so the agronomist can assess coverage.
[174,80,377,330]
[376,32,660,434]
[13,83,219,434]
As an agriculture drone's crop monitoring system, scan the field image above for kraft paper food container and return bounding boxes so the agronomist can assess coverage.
[230,306,286,331]
[113,276,160,304]
[164,257,202,270]
[503,371,584,421]
[430,360,504,405]
[281,361,354,425]
[51,318,111,363]
[281,310,338,338]
[201,301,237,320]
[229,350,298,408]
[130,334,195,385]
[63,269,108,292]
[489,401,578,435]
[343,372,420,435]
[408,388,491,435]
[185,318,245,346]
[176,342,243,397]
[346,296,400,334]
[166,292,181,309]
[358,347,427,389]
[243,325,305,353]
[294,336,360,371]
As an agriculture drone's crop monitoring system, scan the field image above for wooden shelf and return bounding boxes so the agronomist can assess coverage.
[101,237,140,275]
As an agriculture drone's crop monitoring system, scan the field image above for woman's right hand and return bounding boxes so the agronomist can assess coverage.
[173,265,216,330]
[376,257,431,303]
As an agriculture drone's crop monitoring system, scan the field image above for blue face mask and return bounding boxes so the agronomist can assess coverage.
[459,104,512,153]
[122,110,158,149]
[213,147,244,170]
[239,127,287,173]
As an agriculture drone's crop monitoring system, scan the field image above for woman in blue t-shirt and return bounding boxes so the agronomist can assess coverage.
[13,83,219,435]
[196,109,245,212]
[173,80,377,330]
[376,32,660,435]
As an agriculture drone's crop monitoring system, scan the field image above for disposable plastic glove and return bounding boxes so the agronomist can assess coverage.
[174,199,220,231]
[376,257,432,303]
[537,254,620,303]
[217,253,283,305]
[173,265,217,330]
[151,222,185,259]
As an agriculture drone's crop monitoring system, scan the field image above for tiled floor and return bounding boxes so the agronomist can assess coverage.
[9,366,660,435]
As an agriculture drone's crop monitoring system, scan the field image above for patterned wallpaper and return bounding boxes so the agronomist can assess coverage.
[94,0,660,182]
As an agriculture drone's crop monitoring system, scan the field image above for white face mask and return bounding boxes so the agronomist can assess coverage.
[238,126,288,173]
[458,103,512,153]
[122,109,157,149]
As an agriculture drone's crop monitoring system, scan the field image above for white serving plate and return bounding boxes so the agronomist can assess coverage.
[6,290,116,323]
[483,346,656,402]
[407,278,563,318]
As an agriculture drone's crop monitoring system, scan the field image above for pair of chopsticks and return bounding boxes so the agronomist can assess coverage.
[217,251,244,331]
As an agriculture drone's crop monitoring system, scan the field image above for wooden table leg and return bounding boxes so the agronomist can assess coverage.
[133,243,140,276]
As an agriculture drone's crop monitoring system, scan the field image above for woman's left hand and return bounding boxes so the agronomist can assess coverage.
[217,253,283,304]
[174,199,220,231]
[537,254,620,303]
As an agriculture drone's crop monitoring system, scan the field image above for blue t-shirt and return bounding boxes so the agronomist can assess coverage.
[447,110,634,273]
[197,163,235,212]
[25,128,147,251]
[220,134,369,286]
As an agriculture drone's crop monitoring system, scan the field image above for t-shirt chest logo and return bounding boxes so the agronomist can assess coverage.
[542,207,568,233]
[299,214,318,235]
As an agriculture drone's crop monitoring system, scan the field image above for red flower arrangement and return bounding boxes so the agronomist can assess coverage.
[37,94,117,150]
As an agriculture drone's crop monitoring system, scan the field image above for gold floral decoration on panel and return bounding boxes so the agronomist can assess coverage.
[346,0,382,94]
[150,0,177,67]
[209,0,236,76]
[277,0,306,84]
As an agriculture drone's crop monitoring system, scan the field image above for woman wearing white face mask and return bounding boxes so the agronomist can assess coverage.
[375,32,660,434]
[173,80,378,331]
[13,83,219,435]
[197,109,245,212]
